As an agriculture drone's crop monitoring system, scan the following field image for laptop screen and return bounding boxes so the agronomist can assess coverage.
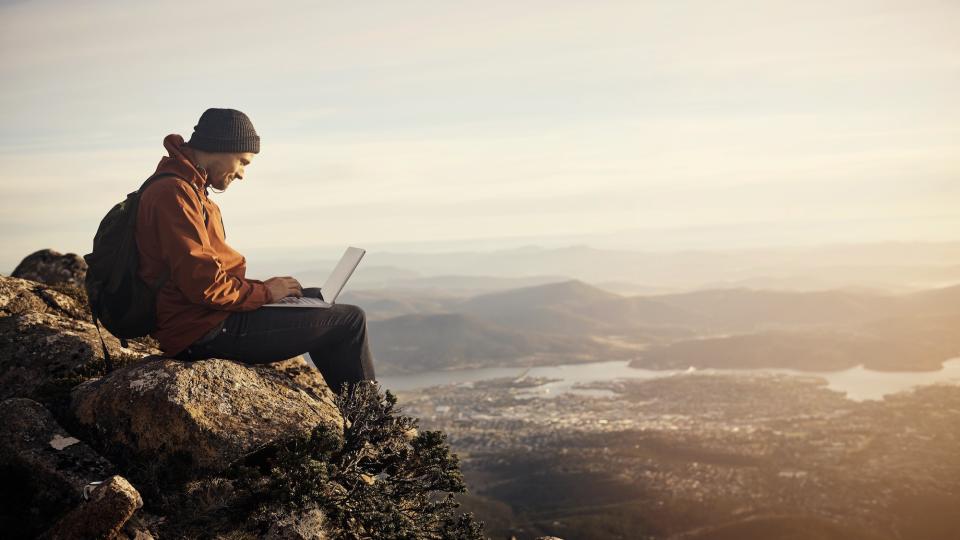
[322,246,366,303]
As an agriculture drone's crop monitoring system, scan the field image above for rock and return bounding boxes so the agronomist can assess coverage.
[265,503,328,540]
[70,356,343,480]
[0,397,114,495]
[40,475,143,540]
[11,249,87,286]
[0,274,89,320]
[267,355,342,403]
[120,514,159,540]
[0,275,160,402]
[0,398,116,538]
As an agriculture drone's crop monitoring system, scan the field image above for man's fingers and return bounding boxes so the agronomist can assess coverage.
[265,276,303,299]
[287,279,303,296]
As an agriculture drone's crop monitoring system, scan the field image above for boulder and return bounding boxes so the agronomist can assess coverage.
[70,356,343,480]
[40,475,143,540]
[0,275,159,402]
[11,249,87,286]
[0,274,89,320]
[0,398,116,538]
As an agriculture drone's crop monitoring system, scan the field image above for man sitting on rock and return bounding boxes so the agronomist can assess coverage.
[134,108,375,393]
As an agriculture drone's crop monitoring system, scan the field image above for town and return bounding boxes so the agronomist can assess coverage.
[394,373,960,540]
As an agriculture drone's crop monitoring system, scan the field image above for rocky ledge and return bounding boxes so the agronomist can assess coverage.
[0,251,485,539]
[0,269,344,539]
[71,356,342,478]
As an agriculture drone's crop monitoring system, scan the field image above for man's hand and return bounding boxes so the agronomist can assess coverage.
[264,276,303,302]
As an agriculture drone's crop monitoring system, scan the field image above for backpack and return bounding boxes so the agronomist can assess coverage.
[84,172,207,370]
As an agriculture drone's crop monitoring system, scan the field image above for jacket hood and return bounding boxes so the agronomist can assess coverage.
[155,134,208,191]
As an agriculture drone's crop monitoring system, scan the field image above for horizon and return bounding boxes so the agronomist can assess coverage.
[7,237,960,281]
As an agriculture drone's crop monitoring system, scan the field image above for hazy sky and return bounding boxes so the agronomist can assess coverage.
[1,0,958,271]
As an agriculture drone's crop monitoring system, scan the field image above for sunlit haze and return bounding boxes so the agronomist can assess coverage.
[1,0,958,272]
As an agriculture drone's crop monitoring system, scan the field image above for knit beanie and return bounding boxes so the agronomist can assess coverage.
[185,108,260,153]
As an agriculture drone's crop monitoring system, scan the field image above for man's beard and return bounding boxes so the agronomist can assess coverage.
[208,173,229,194]
[209,178,227,194]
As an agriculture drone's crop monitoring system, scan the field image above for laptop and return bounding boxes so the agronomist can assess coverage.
[264,246,366,308]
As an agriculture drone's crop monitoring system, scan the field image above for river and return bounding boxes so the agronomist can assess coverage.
[377,357,960,401]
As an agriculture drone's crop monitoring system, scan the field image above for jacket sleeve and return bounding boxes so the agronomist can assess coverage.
[144,181,271,310]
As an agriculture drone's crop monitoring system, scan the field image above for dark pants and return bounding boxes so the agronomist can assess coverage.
[176,303,376,394]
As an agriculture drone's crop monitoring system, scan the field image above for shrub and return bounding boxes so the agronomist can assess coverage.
[253,381,485,539]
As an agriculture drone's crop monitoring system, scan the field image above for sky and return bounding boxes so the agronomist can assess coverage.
[1,0,958,272]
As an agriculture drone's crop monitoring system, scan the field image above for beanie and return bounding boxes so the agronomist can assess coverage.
[185,108,260,153]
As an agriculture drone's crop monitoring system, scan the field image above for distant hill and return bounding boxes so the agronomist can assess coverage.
[338,289,461,321]
[453,280,624,336]
[453,280,919,337]
[629,329,954,372]
[369,312,636,375]
[896,283,960,316]
[458,279,622,312]
[294,265,421,290]
[376,274,574,296]
[629,283,960,372]
[297,261,575,297]
[456,279,706,337]
[859,311,960,355]
[645,288,902,332]
[591,281,681,296]
[692,264,960,294]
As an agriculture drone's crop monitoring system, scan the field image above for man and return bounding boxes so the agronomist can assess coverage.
[135,108,375,393]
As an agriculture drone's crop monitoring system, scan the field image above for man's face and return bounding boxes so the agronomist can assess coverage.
[205,152,255,191]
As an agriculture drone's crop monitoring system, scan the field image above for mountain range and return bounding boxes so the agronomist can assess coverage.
[356,279,960,375]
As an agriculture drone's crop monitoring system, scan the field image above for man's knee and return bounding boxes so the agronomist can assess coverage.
[339,303,366,324]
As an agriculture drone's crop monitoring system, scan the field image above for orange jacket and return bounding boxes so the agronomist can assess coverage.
[135,134,270,356]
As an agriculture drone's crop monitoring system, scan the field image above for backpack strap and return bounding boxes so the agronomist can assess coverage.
[139,172,208,226]
[91,311,115,373]
[138,172,205,295]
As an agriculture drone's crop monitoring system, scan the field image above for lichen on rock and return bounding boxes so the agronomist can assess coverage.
[0,275,158,404]
[70,356,343,480]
